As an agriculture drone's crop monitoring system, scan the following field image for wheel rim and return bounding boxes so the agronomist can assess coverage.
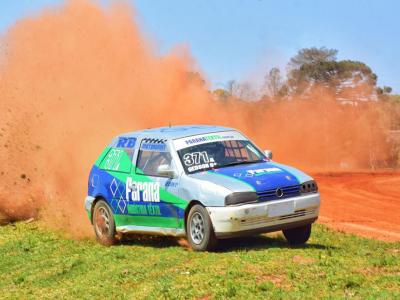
[94,206,111,237]
[190,212,205,245]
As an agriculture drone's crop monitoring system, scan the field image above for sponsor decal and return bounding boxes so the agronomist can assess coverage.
[116,137,136,148]
[126,178,160,202]
[183,151,218,172]
[128,204,161,216]
[101,148,134,172]
[184,134,234,146]
[140,142,167,152]
[247,167,283,176]
[165,181,178,188]
[188,163,217,172]
[173,130,246,150]
[102,149,124,171]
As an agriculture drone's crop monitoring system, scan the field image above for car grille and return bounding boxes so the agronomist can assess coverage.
[257,185,301,202]
[239,207,318,227]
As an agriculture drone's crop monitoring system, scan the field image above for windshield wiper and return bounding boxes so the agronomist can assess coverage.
[214,160,263,169]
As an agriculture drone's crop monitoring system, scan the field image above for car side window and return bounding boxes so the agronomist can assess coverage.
[136,139,175,177]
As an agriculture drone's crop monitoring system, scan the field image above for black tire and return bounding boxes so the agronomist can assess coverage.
[186,204,218,251]
[282,224,312,245]
[93,200,117,246]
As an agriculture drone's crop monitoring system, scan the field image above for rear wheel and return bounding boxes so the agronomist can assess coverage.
[187,205,218,251]
[93,200,117,246]
[282,224,312,245]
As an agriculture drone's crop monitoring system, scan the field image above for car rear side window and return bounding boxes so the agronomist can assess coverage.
[99,148,135,173]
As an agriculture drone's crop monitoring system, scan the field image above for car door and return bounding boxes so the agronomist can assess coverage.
[125,138,182,229]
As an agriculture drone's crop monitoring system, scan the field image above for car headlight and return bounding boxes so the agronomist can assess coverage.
[300,180,318,194]
[225,192,258,206]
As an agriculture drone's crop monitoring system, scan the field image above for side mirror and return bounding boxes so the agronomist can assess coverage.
[156,164,177,178]
[264,149,273,160]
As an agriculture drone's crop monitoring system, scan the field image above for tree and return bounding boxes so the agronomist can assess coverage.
[226,80,238,96]
[377,86,393,95]
[263,67,284,98]
[287,47,339,94]
[212,88,231,101]
[286,47,379,101]
[225,80,255,100]
[289,47,337,68]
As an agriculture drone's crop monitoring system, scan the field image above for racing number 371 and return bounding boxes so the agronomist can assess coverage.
[183,151,210,166]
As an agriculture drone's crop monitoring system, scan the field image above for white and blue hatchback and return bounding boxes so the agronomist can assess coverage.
[85,125,320,251]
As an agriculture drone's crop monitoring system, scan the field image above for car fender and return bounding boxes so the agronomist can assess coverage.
[179,175,231,207]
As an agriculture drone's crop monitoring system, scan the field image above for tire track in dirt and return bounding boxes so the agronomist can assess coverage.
[314,172,400,241]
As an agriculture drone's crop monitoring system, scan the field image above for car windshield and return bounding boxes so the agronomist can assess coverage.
[177,140,266,174]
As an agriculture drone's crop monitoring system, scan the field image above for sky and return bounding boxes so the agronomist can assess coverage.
[0,0,399,92]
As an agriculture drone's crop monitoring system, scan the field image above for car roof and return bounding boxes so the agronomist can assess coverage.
[117,125,236,140]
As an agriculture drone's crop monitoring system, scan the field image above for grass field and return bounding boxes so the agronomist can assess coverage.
[0,222,399,299]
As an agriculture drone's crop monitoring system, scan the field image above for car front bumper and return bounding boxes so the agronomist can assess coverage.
[206,193,320,238]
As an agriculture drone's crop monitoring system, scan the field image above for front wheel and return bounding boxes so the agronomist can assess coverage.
[282,224,312,245]
[93,200,117,246]
[187,205,218,251]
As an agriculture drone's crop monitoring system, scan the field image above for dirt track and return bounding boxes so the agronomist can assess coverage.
[314,172,400,242]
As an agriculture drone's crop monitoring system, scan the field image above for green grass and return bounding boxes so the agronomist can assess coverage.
[0,222,399,299]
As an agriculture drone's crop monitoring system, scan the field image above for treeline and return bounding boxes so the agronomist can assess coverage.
[211,47,400,129]
[208,47,400,168]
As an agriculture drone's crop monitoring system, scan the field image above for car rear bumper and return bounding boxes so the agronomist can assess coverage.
[206,193,320,238]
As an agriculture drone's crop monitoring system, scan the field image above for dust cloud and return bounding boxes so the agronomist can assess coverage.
[0,0,390,237]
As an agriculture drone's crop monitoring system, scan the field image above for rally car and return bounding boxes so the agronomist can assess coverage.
[85,125,320,251]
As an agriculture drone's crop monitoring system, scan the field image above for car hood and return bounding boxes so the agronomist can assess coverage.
[189,161,313,193]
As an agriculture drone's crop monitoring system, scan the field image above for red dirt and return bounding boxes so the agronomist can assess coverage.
[314,172,400,242]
